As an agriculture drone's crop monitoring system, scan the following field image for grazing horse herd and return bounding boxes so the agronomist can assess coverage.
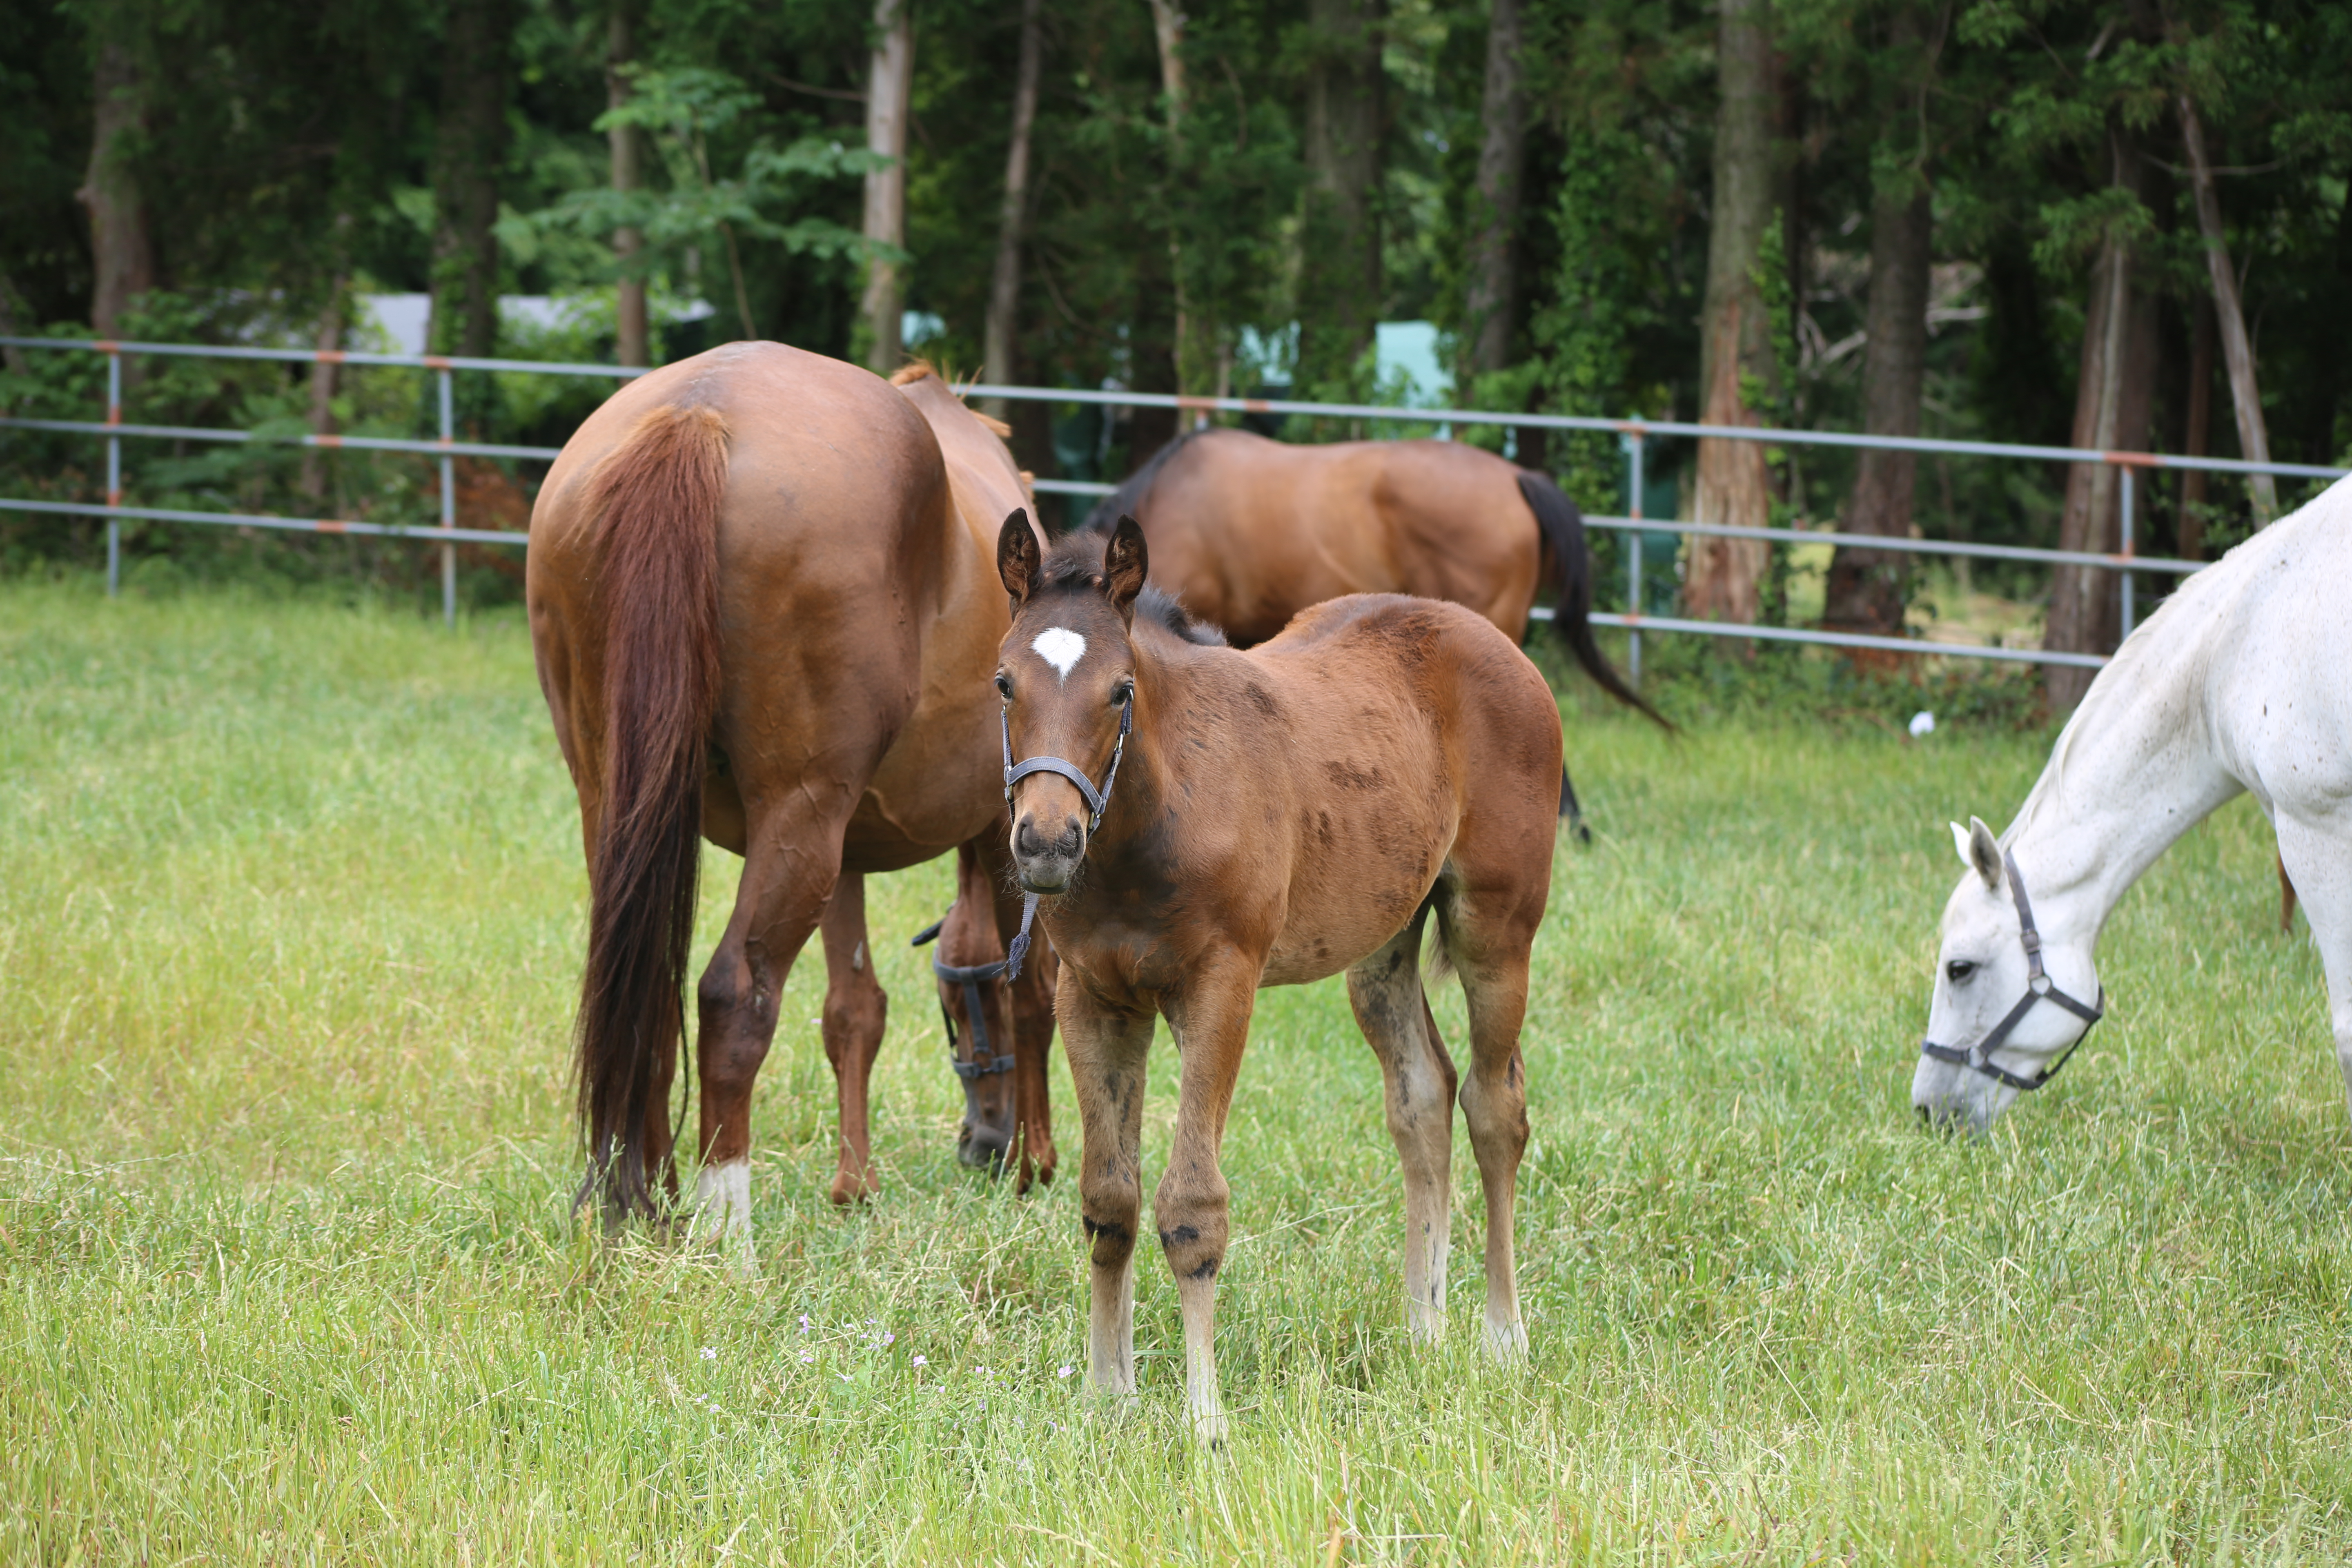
[523,342,2352,1441]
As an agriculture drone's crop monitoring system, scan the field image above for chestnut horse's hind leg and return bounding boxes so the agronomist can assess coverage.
[1345,912,1459,1342]
[692,807,853,1244]
[815,872,889,1205]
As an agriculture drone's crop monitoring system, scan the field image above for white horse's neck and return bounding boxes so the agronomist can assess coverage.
[2004,597,2243,944]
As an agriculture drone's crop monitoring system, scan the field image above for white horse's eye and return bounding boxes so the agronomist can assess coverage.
[1945,960,1978,984]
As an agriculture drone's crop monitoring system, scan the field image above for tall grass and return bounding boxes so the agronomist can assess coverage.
[2,579,2343,1564]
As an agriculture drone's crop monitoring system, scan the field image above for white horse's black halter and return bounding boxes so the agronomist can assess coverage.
[995,690,1133,981]
[1919,847,2105,1093]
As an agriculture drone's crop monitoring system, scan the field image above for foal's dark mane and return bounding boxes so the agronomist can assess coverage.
[1078,429,1214,536]
[1038,527,1227,646]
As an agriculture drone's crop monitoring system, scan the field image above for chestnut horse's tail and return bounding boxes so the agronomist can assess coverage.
[576,403,731,1218]
[1518,470,1673,732]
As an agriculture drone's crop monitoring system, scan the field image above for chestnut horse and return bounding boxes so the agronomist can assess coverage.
[527,345,1056,1232]
[1081,427,1659,716]
[994,513,1564,1441]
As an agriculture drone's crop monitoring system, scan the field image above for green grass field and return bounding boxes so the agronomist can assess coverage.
[2,580,2344,1565]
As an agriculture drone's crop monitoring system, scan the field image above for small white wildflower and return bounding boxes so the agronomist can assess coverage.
[798,1314,811,1334]
[882,1332,895,1345]
[700,1346,717,1361]
[912,1354,928,1367]
[837,1373,851,1384]
[798,1352,814,1364]
[1057,1365,1073,1379]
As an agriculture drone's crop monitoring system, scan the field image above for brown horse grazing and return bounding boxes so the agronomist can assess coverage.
[526,345,1057,1233]
[1082,427,1660,715]
[993,512,1564,1441]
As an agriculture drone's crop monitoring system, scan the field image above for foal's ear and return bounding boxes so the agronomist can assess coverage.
[997,508,1041,606]
[1103,514,1148,622]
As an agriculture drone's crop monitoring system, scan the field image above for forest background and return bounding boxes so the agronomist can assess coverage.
[3,0,2348,706]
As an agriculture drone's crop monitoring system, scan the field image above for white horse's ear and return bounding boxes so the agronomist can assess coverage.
[1966,815,2004,890]
[1949,822,1972,869]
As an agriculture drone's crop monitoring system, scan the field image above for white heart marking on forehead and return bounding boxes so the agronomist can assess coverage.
[1032,627,1087,680]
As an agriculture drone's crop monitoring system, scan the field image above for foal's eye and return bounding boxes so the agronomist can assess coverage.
[1111,680,1134,706]
[1945,960,1978,984]
[993,673,1013,700]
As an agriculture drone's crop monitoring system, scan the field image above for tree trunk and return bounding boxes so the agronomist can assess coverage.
[2178,295,2212,561]
[1460,0,1525,385]
[1298,0,1384,399]
[1685,0,1777,625]
[1822,4,1936,636]
[2045,131,2158,712]
[981,0,1044,420]
[299,279,346,501]
[2178,94,2276,525]
[861,0,915,375]
[608,1,648,369]
[431,0,513,360]
[1145,0,1208,407]
[78,39,155,338]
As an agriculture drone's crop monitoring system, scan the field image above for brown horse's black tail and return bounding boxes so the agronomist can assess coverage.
[1519,470,1673,732]
[575,403,730,1219]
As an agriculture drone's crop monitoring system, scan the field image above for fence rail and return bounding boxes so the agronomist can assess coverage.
[4,334,2338,667]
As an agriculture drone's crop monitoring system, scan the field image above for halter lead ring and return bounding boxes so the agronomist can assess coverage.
[1919,847,2105,1093]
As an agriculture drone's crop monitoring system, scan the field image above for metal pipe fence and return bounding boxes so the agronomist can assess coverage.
[4,334,2339,663]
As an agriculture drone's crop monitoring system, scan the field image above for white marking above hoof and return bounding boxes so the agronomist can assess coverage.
[1033,628,1086,679]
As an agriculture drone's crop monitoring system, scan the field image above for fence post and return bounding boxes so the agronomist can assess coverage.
[1625,432,1645,688]
[105,347,122,597]
[437,367,456,628]
[2118,463,2135,641]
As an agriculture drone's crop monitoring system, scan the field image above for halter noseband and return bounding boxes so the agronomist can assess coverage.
[1001,692,1131,835]
[1919,847,2105,1093]
[993,689,1132,983]
[910,919,1015,1080]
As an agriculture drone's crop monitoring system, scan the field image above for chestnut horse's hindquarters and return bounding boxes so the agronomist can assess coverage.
[572,405,730,1220]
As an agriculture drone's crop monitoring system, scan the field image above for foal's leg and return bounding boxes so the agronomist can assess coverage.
[1443,898,1537,1361]
[1156,956,1261,1443]
[1063,998,1155,1401]
[1345,915,1458,1342]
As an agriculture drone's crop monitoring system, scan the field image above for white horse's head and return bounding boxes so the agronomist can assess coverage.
[1912,817,2105,1132]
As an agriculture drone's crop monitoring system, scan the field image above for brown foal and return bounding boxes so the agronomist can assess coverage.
[994,512,1565,1441]
[528,345,1056,1237]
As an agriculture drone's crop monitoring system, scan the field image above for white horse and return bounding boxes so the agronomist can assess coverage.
[1914,474,2351,1131]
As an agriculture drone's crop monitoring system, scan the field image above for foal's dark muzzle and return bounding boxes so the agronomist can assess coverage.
[1012,812,1085,893]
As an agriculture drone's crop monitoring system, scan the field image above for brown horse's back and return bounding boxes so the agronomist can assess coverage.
[1124,430,1541,646]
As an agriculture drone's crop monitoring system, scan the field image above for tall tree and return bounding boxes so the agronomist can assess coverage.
[1822,1,1939,635]
[981,0,1044,419]
[1298,0,1385,399]
[1459,0,1527,386]
[431,0,515,359]
[608,0,648,370]
[77,29,154,337]
[2043,127,2158,711]
[1146,0,1212,403]
[1685,0,1779,626]
[861,0,914,373]
[2176,92,2276,523]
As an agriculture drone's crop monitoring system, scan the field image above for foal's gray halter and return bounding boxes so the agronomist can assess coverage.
[1919,848,2106,1093]
[994,690,1133,982]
